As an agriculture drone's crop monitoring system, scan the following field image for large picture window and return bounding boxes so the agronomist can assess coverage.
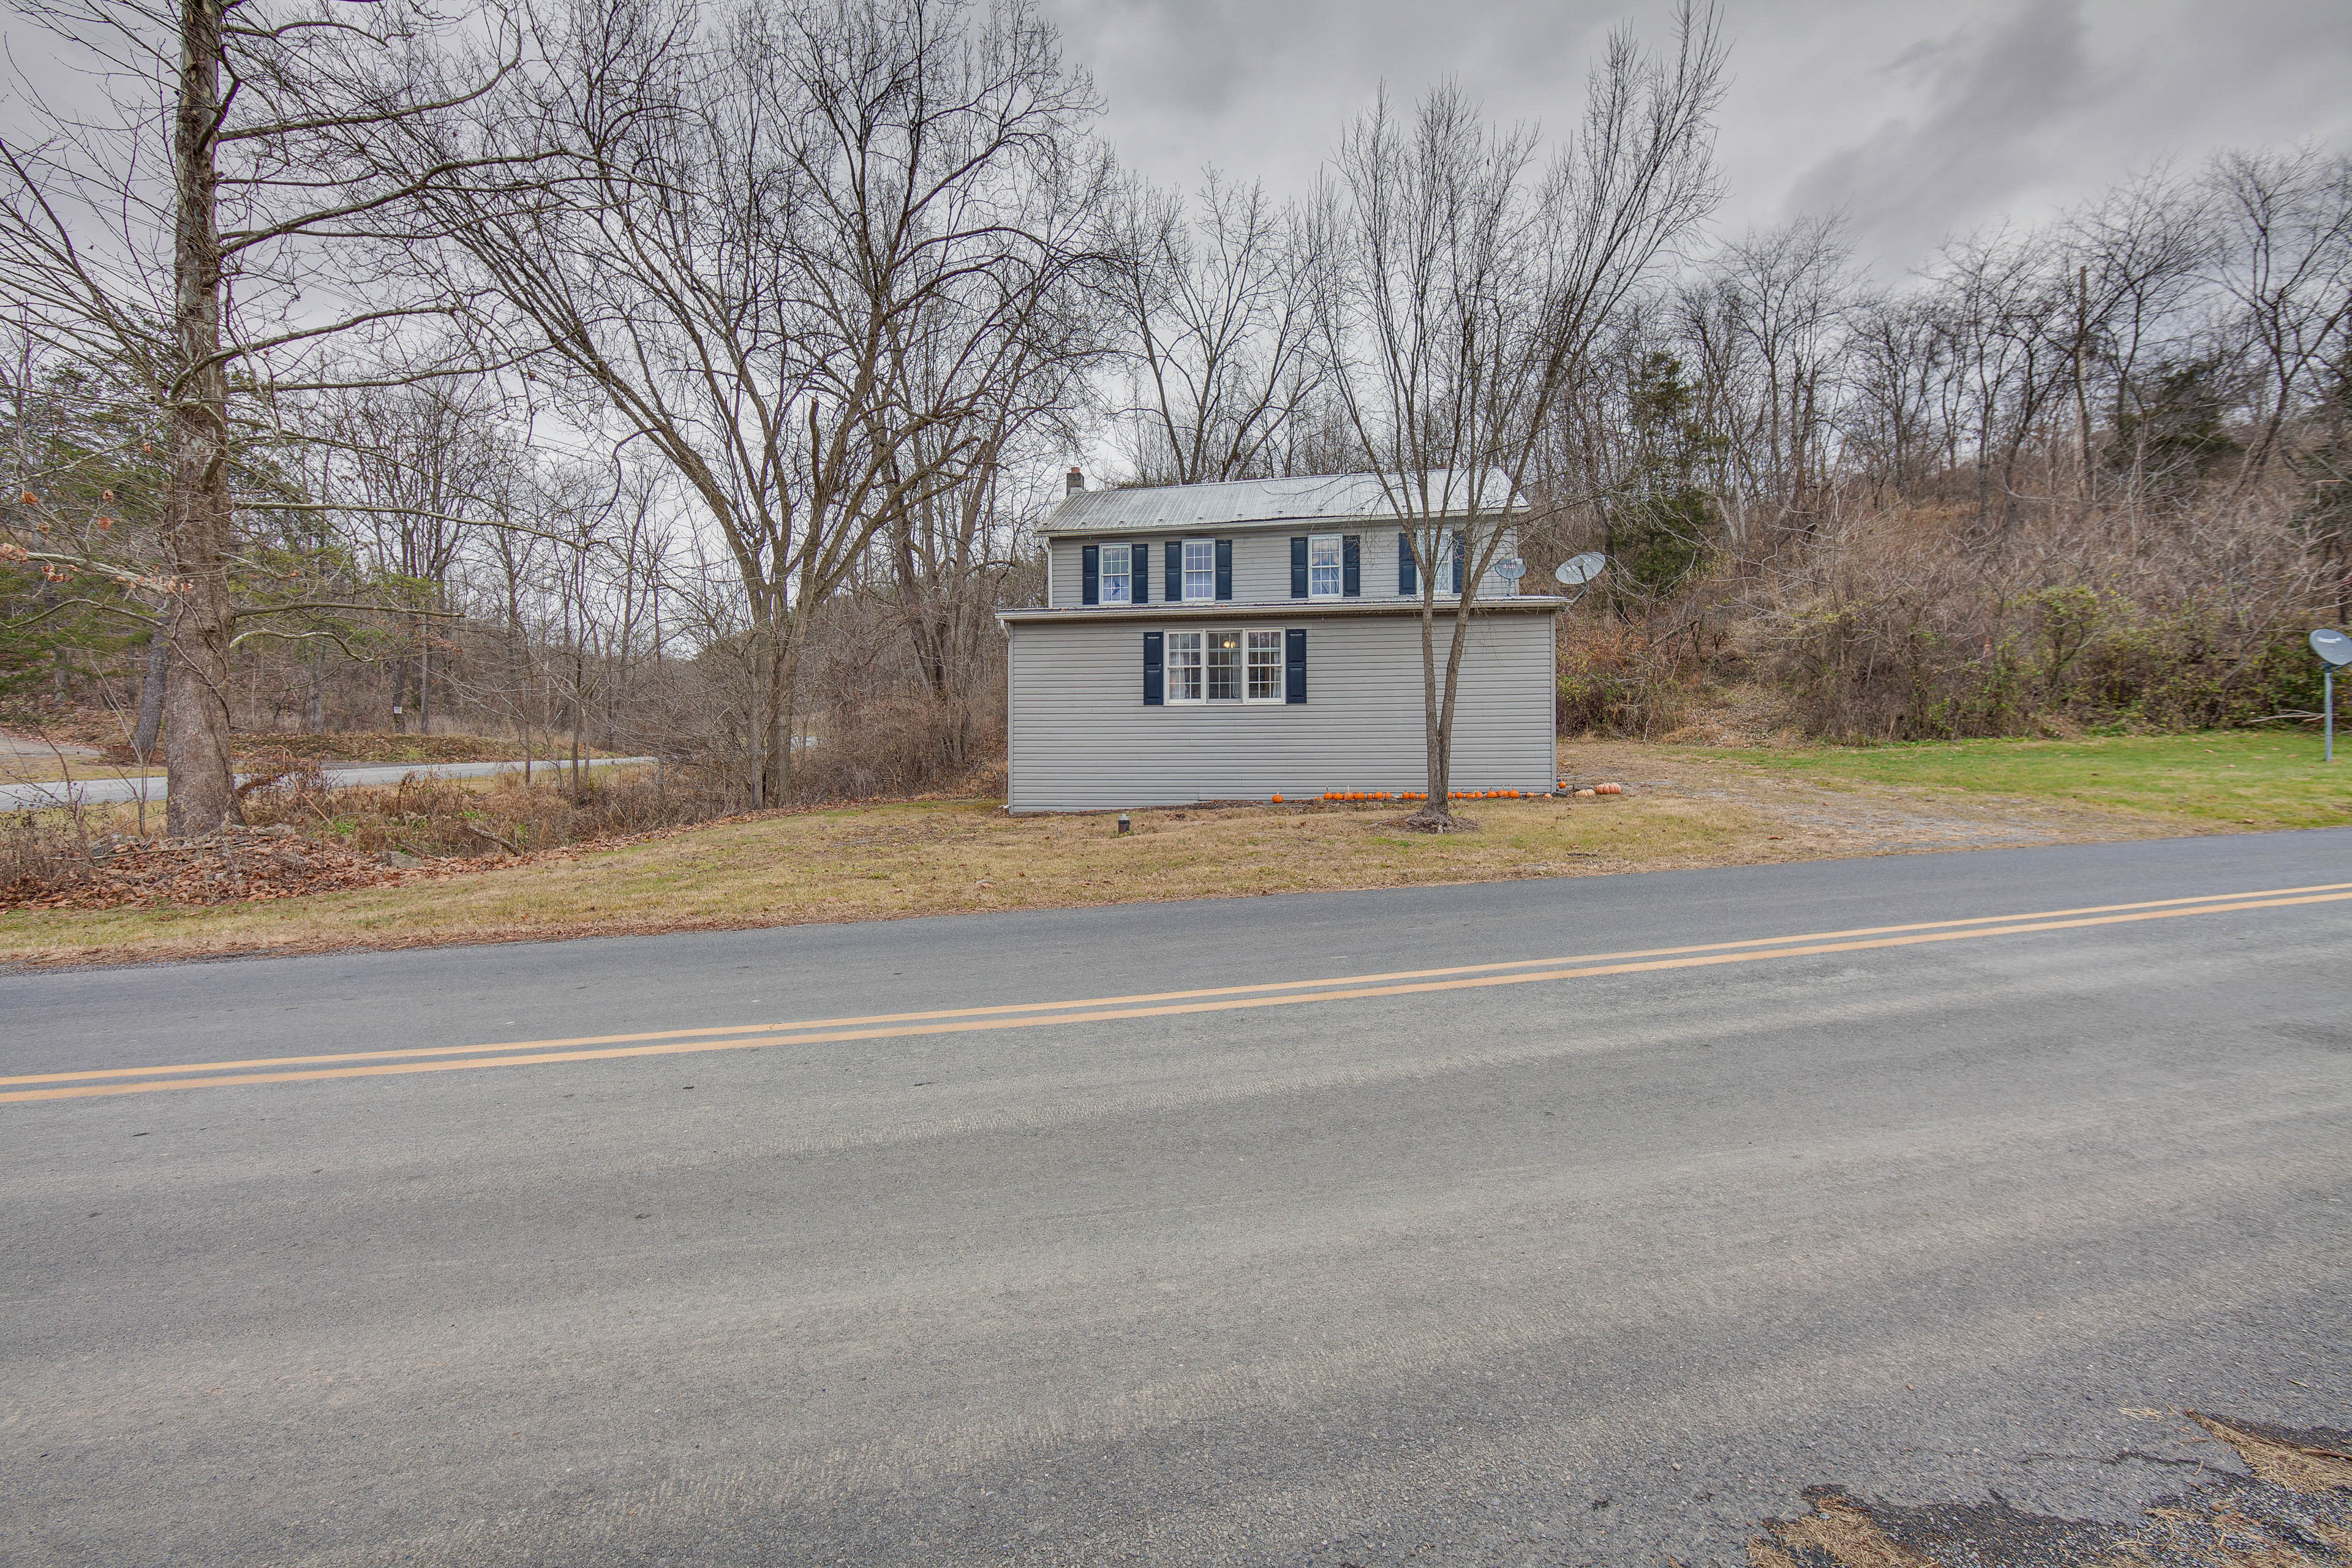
[1307,533,1342,598]
[1182,538,1216,601]
[1100,543,1131,604]
[1165,630,1204,701]
[1164,628,1290,704]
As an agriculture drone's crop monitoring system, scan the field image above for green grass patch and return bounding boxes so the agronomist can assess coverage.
[1713,729,2352,831]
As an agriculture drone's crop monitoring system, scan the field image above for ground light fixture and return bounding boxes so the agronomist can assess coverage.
[2312,628,2352,761]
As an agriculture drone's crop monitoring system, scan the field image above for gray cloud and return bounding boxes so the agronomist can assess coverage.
[1044,0,2352,276]
[1781,0,2107,270]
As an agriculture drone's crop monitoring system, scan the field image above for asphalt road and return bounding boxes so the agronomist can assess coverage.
[4,833,2349,1566]
[0,756,658,812]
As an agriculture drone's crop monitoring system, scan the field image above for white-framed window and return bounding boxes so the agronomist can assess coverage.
[1182,538,1216,601]
[1246,628,1284,701]
[1434,529,1458,594]
[1164,628,1287,704]
[1100,542,1131,604]
[1307,533,1343,598]
[1166,629,1205,702]
[1206,630,1242,700]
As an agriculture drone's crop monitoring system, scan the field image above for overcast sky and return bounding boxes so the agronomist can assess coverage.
[1046,0,2352,281]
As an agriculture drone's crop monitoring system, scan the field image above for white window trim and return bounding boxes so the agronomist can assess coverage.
[1243,628,1286,703]
[1099,541,1131,605]
[1306,532,1343,599]
[1181,537,1217,602]
[1164,628,1205,703]
[1162,627,1288,705]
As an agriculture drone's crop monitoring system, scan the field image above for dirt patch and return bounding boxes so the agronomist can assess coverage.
[1561,741,2173,858]
[1749,1412,2352,1567]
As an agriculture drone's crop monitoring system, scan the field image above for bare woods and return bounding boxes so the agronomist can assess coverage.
[2,0,2346,838]
[1541,153,2352,741]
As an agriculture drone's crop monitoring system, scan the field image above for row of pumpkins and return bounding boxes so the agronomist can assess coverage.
[1257,784,1624,804]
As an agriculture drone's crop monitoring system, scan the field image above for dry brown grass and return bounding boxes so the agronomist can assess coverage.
[1753,1497,1936,1566]
[0,755,158,787]
[0,788,1769,967]
[0,738,2228,970]
[2190,1414,2352,1496]
[1748,1412,2352,1568]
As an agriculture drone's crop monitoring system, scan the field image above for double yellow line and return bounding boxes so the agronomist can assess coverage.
[9,881,2351,1104]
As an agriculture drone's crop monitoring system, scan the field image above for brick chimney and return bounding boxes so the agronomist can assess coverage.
[1066,466,1084,495]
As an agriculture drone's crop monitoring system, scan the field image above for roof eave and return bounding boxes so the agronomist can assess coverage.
[997,596,1567,625]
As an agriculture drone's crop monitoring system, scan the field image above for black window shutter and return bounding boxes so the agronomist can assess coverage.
[1081,543,1099,606]
[1165,540,1182,601]
[1284,628,1306,704]
[1131,541,1147,603]
[1290,536,1308,598]
[1143,631,1163,706]
[1399,530,1416,594]
[1451,529,1466,592]
[1215,538,1232,600]
[1342,534,1360,596]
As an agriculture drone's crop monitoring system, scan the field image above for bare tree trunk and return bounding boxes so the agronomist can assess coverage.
[133,628,168,761]
[163,0,238,836]
[2072,264,2094,507]
[761,617,802,807]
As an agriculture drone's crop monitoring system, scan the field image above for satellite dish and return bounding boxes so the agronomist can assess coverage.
[2313,628,2352,668]
[1554,552,1607,587]
[1494,558,1526,581]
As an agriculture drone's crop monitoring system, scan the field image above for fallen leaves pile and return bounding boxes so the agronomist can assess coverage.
[2,826,424,911]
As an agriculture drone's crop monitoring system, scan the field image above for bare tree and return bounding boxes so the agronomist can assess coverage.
[2208,146,2352,499]
[419,0,1106,805]
[1687,216,1855,538]
[1100,170,1326,483]
[0,0,532,831]
[1314,5,1724,827]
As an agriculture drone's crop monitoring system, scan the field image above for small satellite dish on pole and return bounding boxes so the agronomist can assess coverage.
[1494,558,1526,582]
[1555,552,1607,587]
[2312,629,2352,763]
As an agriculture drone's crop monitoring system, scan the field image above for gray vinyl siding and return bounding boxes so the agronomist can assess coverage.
[1005,610,1557,812]
[1046,527,1518,608]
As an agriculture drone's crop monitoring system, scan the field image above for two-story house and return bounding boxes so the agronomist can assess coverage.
[998,472,1562,813]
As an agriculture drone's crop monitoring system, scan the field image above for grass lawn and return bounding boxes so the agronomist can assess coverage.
[0,793,1769,967]
[6,729,2347,968]
[1710,729,2352,831]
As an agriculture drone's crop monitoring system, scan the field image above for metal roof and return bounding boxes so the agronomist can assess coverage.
[997,595,1566,625]
[1042,471,1523,535]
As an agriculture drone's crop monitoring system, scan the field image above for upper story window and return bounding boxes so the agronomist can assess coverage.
[1434,529,1463,594]
[1100,543,1131,604]
[1307,533,1343,598]
[1182,539,1216,601]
